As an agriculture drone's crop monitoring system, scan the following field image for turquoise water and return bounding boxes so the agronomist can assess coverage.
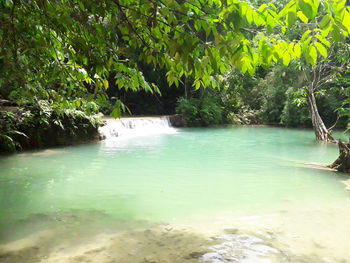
[0,127,347,228]
[1,126,350,261]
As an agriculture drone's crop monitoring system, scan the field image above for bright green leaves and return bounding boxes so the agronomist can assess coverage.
[278,0,298,27]
[314,42,327,58]
[277,0,320,27]
[306,44,318,65]
[103,79,109,90]
[166,71,180,88]
[297,11,309,23]
[320,15,332,29]
[240,3,266,27]
[274,0,350,67]
[193,78,203,90]
[226,39,258,76]
[240,55,256,75]
[4,0,350,103]
[297,0,318,20]
[300,32,330,65]
[113,62,158,94]
[111,99,130,118]
[244,6,254,25]
[272,42,295,66]
[276,0,350,49]
[342,9,350,32]
[259,3,279,31]
[259,39,269,57]
[314,34,330,47]
[301,37,328,65]
[294,43,302,58]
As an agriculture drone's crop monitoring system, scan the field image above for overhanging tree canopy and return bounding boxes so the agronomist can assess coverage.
[1,0,350,109]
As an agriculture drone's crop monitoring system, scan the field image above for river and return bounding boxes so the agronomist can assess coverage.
[0,124,349,263]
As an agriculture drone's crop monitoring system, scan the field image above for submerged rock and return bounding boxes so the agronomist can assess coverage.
[202,234,284,263]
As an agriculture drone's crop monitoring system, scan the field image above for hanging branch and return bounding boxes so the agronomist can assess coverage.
[112,0,150,48]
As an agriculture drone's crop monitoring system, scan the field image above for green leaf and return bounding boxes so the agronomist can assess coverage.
[301,30,311,41]
[74,100,82,108]
[297,10,308,23]
[302,36,312,52]
[314,34,331,47]
[282,53,291,66]
[111,99,128,118]
[258,4,267,12]
[246,9,253,24]
[252,12,265,26]
[332,26,342,41]
[308,44,317,65]
[293,43,302,57]
[319,14,331,29]
[342,11,350,32]
[111,107,121,118]
[194,79,201,90]
[298,0,314,19]
[314,42,327,58]
[287,11,297,27]
[103,79,109,89]
[278,0,296,17]
[207,48,218,72]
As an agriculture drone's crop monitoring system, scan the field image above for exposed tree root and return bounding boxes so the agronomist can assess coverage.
[329,140,350,173]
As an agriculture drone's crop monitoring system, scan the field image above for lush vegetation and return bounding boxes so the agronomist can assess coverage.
[0,100,102,152]
[1,0,350,152]
[176,59,349,128]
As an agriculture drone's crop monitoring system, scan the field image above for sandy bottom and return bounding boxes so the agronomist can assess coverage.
[0,224,210,263]
[1,201,350,263]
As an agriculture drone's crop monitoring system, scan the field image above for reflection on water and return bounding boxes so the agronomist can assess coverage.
[0,127,350,262]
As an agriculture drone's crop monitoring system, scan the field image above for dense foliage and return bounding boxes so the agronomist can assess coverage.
[176,61,349,128]
[2,0,350,101]
[0,100,102,152]
[1,0,350,151]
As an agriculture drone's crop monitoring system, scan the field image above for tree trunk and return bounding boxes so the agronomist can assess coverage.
[329,140,350,172]
[306,89,334,142]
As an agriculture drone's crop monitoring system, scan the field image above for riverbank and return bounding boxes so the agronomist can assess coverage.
[0,104,102,153]
[0,109,185,154]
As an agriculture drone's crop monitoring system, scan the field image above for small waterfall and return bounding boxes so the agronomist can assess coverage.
[98,116,177,140]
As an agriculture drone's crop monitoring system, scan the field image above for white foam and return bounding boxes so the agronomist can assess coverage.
[98,116,177,141]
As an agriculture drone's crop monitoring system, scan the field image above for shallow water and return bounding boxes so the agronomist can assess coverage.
[1,126,350,262]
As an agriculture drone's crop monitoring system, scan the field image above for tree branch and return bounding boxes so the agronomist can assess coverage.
[112,0,150,48]
[328,112,340,131]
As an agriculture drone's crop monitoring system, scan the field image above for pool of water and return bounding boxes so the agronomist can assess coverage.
[1,126,350,263]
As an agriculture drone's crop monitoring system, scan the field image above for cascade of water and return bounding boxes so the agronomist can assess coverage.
[98,116,177,140]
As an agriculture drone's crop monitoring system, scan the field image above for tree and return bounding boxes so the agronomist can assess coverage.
[291,41,350,141]
[1,0,350,112]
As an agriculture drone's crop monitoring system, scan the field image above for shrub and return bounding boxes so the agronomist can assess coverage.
[235,106,262,125]
[175,97,200,126]
[199,97,223,126]
[280,88,311,127]
[0,100,103,153]
[176,96,223,126]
